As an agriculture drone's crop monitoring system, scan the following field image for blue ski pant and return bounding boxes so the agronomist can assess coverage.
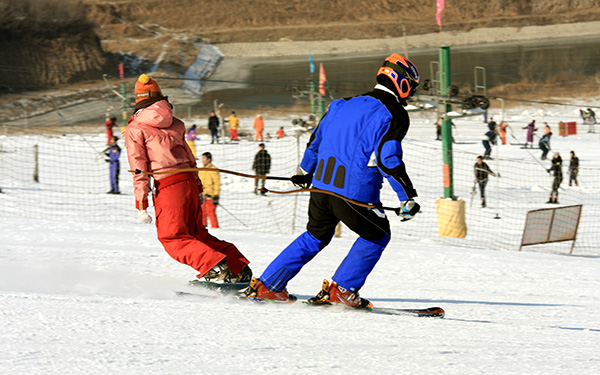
[260,192,391,293]
[109,162,119,192]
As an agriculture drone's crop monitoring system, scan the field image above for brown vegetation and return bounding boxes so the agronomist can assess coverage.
[84,0,600,43]
[0,0,107,91]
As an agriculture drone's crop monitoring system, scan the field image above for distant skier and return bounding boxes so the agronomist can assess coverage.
[568,150,579,187]
[225,111,240,141]
[105,136,121,194]
[197,152,220,228]
[546,152,563,204]
[523,120,537,148]
[539,123,552,160]
[474,156,497,208]
[487,117,497,132]
[587,108,596,133]
[482,129,496,159]
[252,143,271,195]
[125,74,252,283]
[244,53,421,307]
[105,114,117,145]
[498,121,509,145]
[276,126,286,139]
[208,111,220,144]
[253,114,264,142]
[186,124,197,158]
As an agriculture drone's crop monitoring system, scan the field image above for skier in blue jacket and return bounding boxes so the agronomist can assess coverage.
[245,53,421,307]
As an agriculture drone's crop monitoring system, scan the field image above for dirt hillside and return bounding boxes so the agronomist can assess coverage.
[87,0,600,43]
[2,0,599,93]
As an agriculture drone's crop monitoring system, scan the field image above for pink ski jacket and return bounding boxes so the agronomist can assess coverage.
[125,100,197,209]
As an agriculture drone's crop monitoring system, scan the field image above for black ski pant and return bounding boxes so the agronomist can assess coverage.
[551,177,562,197]
[477,179,488,199]
[569,169,578,186]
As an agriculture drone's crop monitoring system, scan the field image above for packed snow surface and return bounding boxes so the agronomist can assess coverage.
[1,211,599,374]
[1,103,599,373]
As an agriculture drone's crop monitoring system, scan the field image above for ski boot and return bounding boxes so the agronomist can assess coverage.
[243,277,297,302]
[202,262,253,283]
[308,279,373,308]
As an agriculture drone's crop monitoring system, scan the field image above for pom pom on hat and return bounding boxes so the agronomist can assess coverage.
[138,74,151,84]
[135,74,162,103]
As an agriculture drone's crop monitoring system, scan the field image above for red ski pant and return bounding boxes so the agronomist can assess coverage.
[229,128,239,140]
[202,198,219,228]
[153,172,249,278]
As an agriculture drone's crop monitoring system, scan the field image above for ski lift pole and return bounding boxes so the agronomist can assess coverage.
[119,62,127,128]
[439,46,455,199]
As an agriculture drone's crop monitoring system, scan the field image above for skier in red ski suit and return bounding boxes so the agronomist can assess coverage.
[125,74,252,283]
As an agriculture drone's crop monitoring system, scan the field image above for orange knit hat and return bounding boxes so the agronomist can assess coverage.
[135,74,162,103]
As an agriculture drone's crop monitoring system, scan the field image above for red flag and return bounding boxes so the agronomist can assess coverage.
[436,0,445,26]
[319,63,327,96]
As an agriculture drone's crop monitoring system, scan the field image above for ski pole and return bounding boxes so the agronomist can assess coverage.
[258,187,402,214]
[130,167,291,181]
[218,203,249,228]
[508,130,548,171]
[470,180,477,208]
[47,96,106,160]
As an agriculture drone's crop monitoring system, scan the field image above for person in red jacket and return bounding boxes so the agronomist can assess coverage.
[105,113,117,145]
[125,74,252,283]
[276,126,286,139]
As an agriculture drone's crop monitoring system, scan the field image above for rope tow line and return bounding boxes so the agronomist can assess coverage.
[129,168,291,181]
[258,188,401,213]
[129,168,402,213]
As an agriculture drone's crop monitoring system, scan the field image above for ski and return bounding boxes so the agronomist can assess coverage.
[188,279,249,293]
[175,289,444,318]
[364,306,444,318]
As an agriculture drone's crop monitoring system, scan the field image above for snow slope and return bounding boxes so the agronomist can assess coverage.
[1,216,599,374]
[1,104,599,374]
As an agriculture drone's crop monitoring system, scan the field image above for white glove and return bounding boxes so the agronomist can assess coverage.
[138,209,152,224]
[397,199,420,222]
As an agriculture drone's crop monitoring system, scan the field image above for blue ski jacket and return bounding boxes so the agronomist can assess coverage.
[300,86,417,204]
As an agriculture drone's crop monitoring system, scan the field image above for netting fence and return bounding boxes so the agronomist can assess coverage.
[1,116,598,256]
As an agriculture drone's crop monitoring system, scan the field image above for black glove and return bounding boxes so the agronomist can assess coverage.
[397,199,420,222]
[291,173,313,189]
[212,195,219,205]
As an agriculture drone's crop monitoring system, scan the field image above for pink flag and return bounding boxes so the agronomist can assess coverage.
[319,63,327,96]
[436,0,445,26]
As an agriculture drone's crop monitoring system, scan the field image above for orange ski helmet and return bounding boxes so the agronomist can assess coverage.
[376,54,420,99]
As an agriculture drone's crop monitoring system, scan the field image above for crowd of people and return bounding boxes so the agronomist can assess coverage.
[465,114,583,206]
[430,107,587,208]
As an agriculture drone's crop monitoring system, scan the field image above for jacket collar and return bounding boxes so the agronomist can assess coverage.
[374,84,399,103]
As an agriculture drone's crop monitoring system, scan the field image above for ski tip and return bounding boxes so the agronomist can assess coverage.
[429,307,446,318]
[423,307,445,318]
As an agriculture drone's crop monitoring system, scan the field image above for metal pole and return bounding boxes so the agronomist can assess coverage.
[439,46,454,199]
[33,145,39,182]
[310,80,316,116]
[402,24,409,58]
[119,62,127,128]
